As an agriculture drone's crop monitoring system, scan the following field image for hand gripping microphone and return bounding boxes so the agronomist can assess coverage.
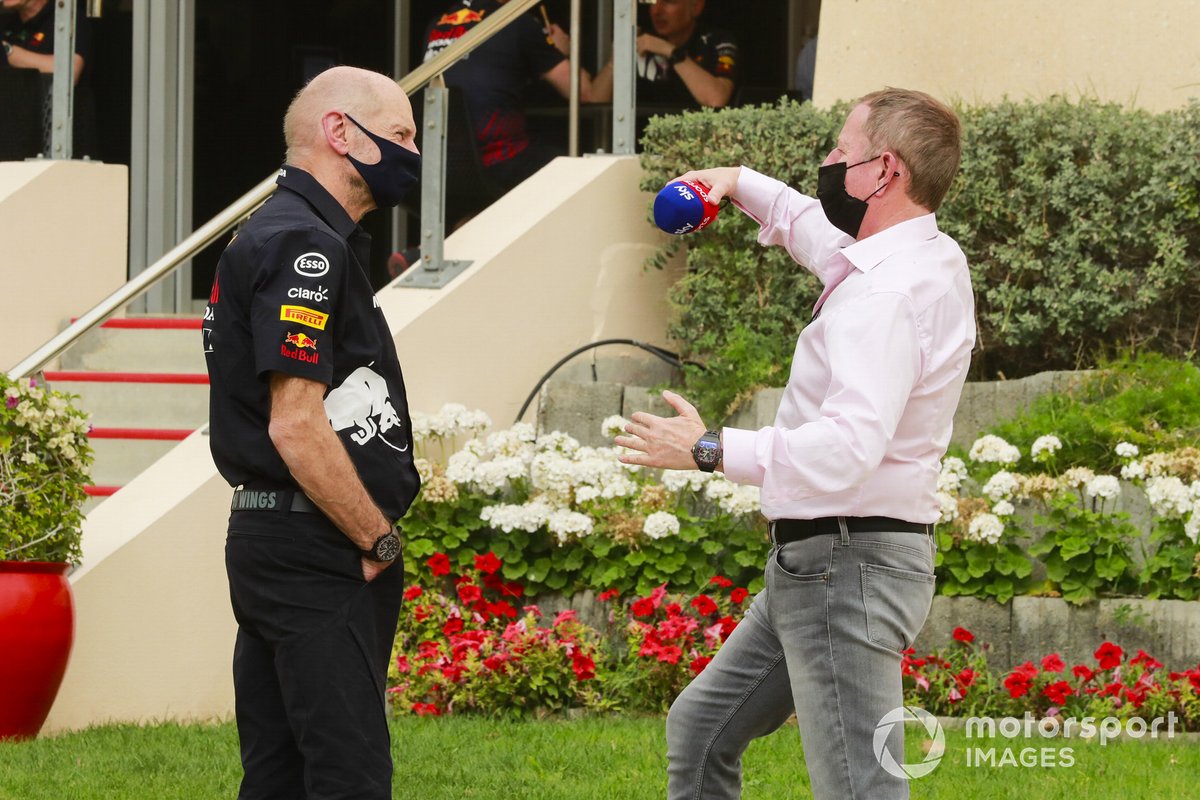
[653,180,721,236]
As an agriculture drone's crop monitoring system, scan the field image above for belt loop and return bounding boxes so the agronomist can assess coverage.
[837,516,850,545]
[769,520,778,547]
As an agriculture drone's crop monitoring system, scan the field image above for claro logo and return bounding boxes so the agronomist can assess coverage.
[293,252,330,277]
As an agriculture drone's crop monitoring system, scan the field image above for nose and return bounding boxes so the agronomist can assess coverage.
[821,150,839,167]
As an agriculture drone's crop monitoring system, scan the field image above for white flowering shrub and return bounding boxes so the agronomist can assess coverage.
[400,409,768,596]
[1,376,93,563]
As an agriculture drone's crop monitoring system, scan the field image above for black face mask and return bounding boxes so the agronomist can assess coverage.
[816,155,887,239]
[345,113,421,209]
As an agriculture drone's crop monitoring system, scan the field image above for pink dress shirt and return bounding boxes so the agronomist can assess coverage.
[720,167,976,524]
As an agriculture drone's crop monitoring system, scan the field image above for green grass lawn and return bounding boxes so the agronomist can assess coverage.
[0,715,1196,799]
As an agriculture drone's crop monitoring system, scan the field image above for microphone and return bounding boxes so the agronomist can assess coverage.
[653,180,721,236]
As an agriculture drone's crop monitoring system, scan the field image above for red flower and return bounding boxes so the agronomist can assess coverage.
[1124,685,1148,707]
[395,655,411,674]
[442,618,464,637]
[1099,681,1124,698]
[403,585,423,601]
[689,655,713,675]
[730,587,749,604]
[1003,661,1038,699]
[955,668,977,690]
[1041,653,1065,673]
[474,552,502,575]
[1043,680,1074,706]
[715,616,737,642]
[457,583,482,604]
[571,652,596,681]
[691,595,719,616]
[1072,664,1095,682]
[709,575,733,588]
[952,627,975,644]
[657,645,683,665]
[553,609,578,627]
[664,603,683,618]
[501,581,525,598]
[631,598,656,618]
[413,605,431,622]
[598,589,619,602]
[427,553,451,577]
[488,600,518,619]
[483,654,508,673]
[412,702,442,717]
[1095,641,1124,670]
[1130,649,1163,671]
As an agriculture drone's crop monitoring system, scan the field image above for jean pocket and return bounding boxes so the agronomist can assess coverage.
[861,563,935,652]
[773,537,832,582]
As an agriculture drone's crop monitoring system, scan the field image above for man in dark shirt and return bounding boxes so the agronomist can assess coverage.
[203,65,421,800]
[592,0,739,111]
[422,0,597,193]
[1,0,96,156]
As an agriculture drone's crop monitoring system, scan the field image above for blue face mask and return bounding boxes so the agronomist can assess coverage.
[344,113,420,209]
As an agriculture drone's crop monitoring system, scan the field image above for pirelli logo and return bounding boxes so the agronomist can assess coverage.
[279,305,328,330]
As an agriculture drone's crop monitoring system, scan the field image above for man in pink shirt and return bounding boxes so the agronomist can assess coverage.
[616,88,974,799]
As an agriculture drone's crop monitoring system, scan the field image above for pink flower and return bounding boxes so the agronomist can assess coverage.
[553,609,578,627]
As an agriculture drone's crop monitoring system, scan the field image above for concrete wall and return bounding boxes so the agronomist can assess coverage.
[813,1,1200,112]
[0,160,128,373]
[43,154,684,732]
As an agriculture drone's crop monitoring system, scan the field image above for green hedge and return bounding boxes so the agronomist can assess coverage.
[640,97,1200,423]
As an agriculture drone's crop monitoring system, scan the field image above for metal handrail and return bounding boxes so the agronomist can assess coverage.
[7,0,544,380]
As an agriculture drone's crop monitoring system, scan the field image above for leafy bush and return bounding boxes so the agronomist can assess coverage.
[0,375,93,564]
[640,99,1200,422]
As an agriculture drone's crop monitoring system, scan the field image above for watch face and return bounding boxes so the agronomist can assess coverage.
[695,442,721,465]
[374,533,402,561]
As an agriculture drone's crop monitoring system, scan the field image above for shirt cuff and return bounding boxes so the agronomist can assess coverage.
[720,426,765,487]
[730,167,788,227]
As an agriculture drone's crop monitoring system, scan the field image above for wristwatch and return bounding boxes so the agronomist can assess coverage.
[691,430,722,473]
[363,524,402,562]
[668,45,688,65]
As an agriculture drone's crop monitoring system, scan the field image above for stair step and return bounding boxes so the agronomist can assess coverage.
[61,319,207,373]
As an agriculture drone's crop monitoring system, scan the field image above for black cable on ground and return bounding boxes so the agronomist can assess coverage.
[514,339,704,425]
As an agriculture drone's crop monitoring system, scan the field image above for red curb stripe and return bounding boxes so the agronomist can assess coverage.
[84,485,121,497]
[43,371,209,384]
[69,317,203,330]
[88,427,194,441]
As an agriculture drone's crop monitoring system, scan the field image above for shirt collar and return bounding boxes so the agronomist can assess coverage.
[840,212,939,273]
[275,165,358,240]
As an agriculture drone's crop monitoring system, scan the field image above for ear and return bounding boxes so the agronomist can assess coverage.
[322,111,352,156]
[879,151,904,186]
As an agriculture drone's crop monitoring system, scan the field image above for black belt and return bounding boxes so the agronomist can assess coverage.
[771,516,932,545]
[230,486,319,514]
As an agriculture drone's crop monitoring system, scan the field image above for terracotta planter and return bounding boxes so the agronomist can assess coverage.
[0,561,74,740]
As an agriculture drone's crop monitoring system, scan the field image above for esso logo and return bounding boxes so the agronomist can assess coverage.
[293,252,330,278]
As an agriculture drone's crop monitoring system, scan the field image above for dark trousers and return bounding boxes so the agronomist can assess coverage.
[225,509,404,800]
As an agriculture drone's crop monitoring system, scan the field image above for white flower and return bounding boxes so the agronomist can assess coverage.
[413,458,434,483]
[968,435,1021,465]
[1115,442,1140,459]
[982,470,1019,502]
[530,451,577,497]
[1085,475,1121,501]
[535,431,580,456]
[936,491,958,523]
[480,501,553,533]
[967,513,1004,544]
[718,484,761,516]
[548,509,593,543]
[1120,461,1146,481]
[661,469,713,492]
[21,451,38,465]
[1031,435,1063,460]
[575,485,601,503]
[445,450,480,485]
[704,478,737,502]
[937,457,969,494]
[484,425,536,460]
[471,456,527,494]
[1061,467,1096,489]
[601,415,629,439]
[1146,476,1192,519]
[1185,506,1200,544]
[992,500,1015,517]
[643,511,680,540]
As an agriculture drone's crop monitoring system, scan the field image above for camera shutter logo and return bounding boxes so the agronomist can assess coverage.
[874,706,945,779]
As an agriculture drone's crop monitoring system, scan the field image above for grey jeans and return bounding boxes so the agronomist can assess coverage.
[666,520,936,799]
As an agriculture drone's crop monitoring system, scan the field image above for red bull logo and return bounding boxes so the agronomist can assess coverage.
[282,332,319,364]
[285,332,317,349]
[438,8,484,26]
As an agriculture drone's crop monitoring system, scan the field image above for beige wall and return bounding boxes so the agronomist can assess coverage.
[814,1,1200,111]
[0,160,128,373]
[43,154,683,731]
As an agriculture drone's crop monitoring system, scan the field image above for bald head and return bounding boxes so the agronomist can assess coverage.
[283,66,414,166]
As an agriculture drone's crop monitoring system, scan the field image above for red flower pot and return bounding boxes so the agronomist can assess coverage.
[0,561,74,740]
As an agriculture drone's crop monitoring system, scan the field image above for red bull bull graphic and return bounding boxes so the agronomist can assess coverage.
[437,8,484,26]
[282,332,319,364]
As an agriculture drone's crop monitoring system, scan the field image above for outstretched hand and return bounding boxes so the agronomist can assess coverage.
[674,166,741,204]
[615,390,708,470]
